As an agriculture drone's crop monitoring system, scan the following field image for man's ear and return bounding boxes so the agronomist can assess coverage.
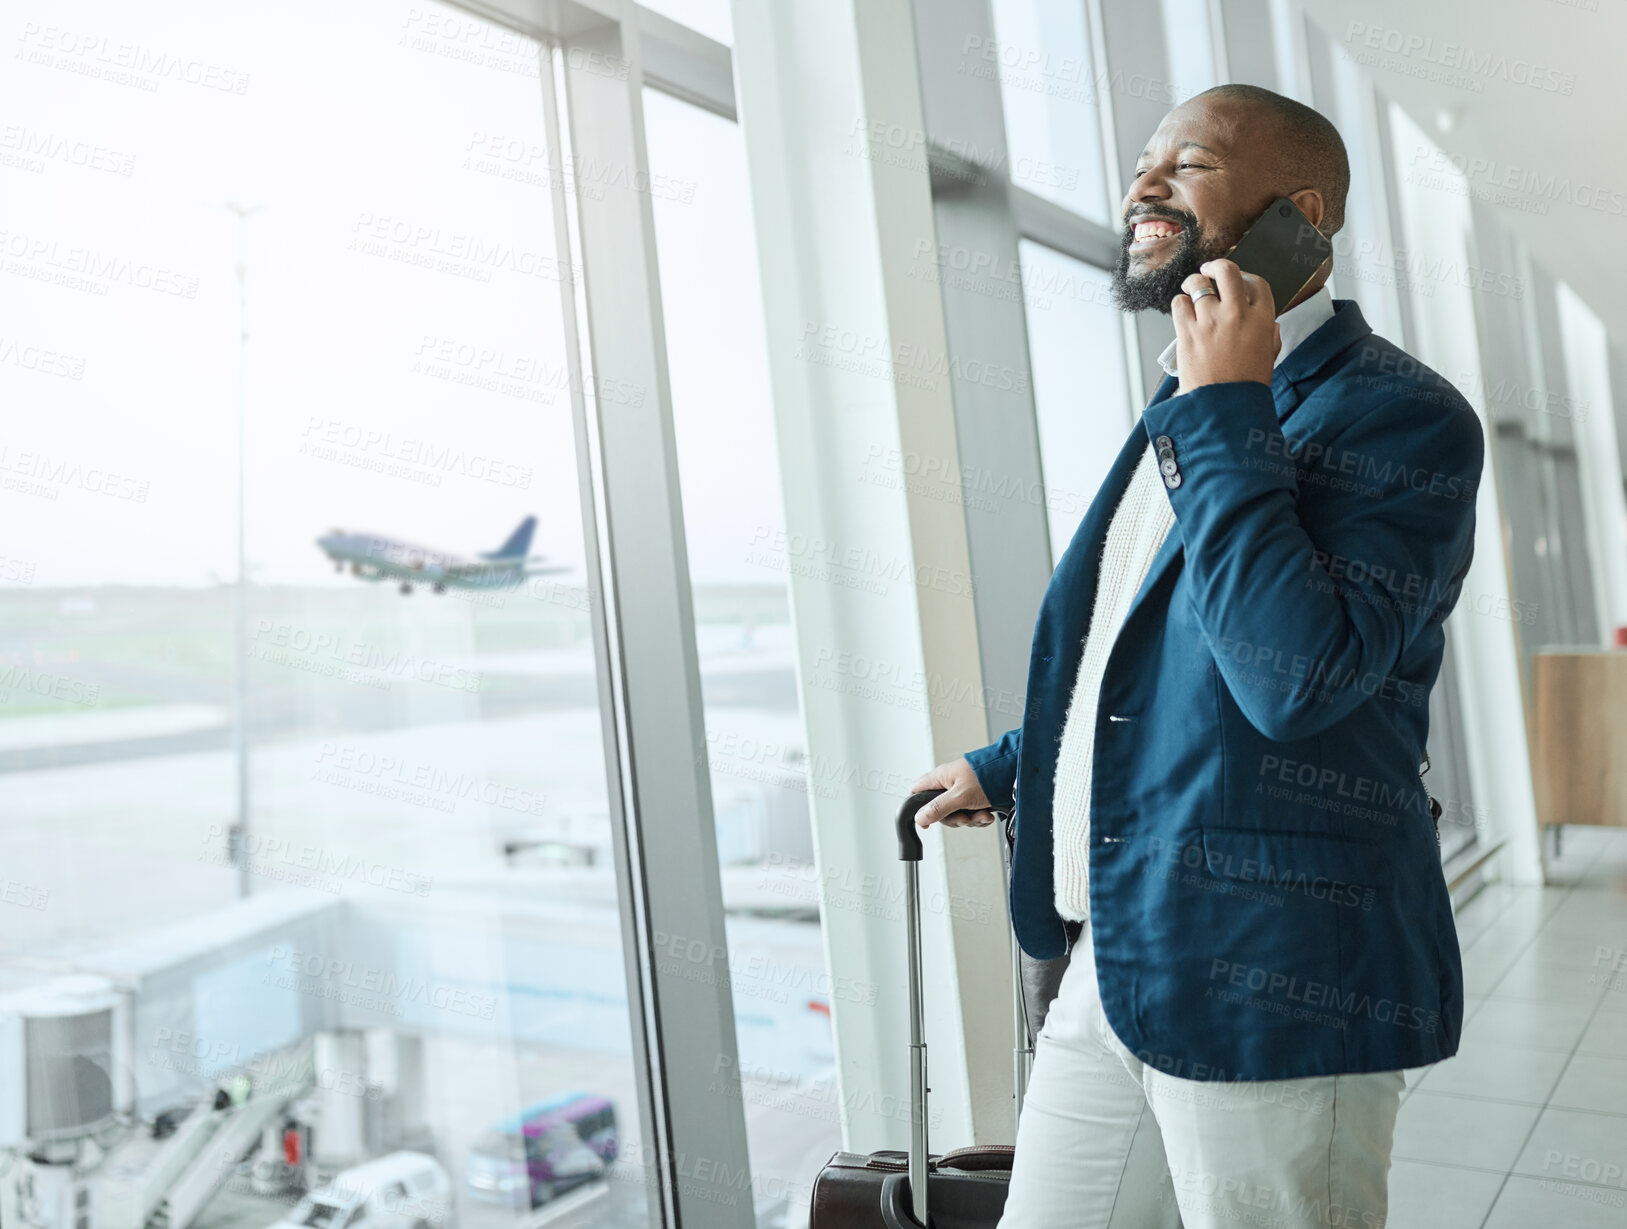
[1287,188,1326,232]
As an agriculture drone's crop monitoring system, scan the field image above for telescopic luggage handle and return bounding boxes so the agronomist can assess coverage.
[895,790,934,861]
[896,791,936,1226]
[893,790,1028,1228]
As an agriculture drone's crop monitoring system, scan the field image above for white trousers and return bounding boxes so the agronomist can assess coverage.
[998,922,1405,1229]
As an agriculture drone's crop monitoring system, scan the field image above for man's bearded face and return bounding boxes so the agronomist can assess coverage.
[1110,205,1234,314]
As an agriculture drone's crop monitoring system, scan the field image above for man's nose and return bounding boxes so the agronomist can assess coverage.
[1126,167,1172,205]
[1122,172,1171,223]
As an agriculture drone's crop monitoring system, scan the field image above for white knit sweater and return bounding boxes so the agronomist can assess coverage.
[1051,444,1176,920]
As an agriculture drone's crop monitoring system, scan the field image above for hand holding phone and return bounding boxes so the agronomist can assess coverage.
[1173,260,1280,393]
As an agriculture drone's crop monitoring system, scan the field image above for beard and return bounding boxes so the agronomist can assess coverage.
[1110,208,1232,314]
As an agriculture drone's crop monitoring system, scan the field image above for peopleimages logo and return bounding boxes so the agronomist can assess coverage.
[200,822,434,895]
[1145,836,1376,911]
[0,126,136,177]
[263,945,497,1021]
[0,334,86,379]
[745,525,977,599]
[16,22,252,94]
[1243,425,1478,505]
[1207,958,1440,1034]
[0,877,51,911]
[314,742,546,817]
[0,661,101,706]
[302,413,537,488]
[0,442,150,503]
[250,620,481,692]
[653,929,878,1007]
[1343,22,1577,95]
[0,227,201,298]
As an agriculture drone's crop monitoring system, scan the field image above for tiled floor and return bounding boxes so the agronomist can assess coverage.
[1388,827,1627,1227]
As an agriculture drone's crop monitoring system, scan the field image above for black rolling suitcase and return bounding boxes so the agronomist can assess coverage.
[808,790,1034,1228]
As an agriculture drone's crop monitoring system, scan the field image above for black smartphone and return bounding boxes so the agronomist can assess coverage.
[1224,197,1332,313]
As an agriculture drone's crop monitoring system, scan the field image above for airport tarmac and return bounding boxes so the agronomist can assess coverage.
[0,584,836,1229]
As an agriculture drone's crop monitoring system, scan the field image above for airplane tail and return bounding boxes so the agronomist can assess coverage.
[482,516,537,560]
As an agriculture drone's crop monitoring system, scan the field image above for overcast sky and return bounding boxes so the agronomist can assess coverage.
[0,0,777,588]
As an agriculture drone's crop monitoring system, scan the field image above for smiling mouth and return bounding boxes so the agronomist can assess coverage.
[1128,217,1185,252]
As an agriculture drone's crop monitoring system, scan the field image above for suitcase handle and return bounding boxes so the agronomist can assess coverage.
[895,790,934,862]
[897,792,936,1224]
[894,789,1023,1227]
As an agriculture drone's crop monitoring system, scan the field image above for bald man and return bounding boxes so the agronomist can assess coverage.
[912,85,1481,1228]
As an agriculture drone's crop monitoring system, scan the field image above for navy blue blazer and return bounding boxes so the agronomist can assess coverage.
[966,300,1483,1080]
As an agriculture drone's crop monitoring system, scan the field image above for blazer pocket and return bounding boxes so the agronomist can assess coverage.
[1200,827,1390,905]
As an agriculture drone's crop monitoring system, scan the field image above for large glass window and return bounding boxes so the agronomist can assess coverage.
[988,0,1112,223]
[1386,104,1495,875]
[0,2,648,1227]
[1018,241,1134,564]
[1308,27,1406,340]
[642,88,833,1227]
[1555,282,1627,645]
[637,0,732,45]
[1159,0,1219,102]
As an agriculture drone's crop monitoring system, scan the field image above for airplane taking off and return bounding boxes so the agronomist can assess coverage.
[316,517,569,594]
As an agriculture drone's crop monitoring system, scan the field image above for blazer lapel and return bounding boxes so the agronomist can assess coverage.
[1125,518,1184,624]
[1119,305,1374,625]
[1121,372,1184,622]
[1035,411,1152,686]
[1270,299,1374,424]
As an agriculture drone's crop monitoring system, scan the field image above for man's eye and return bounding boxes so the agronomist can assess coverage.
[1179,162,1210,170]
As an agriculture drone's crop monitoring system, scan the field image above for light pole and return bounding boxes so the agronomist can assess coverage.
[225,201,263,899]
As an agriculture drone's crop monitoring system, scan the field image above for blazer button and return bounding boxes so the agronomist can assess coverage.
[1159,457,1179,477]
[1154,435,1173,449]
[1164,472,1182,489]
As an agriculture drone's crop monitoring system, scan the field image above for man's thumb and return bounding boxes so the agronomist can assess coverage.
[917,783,953,825]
